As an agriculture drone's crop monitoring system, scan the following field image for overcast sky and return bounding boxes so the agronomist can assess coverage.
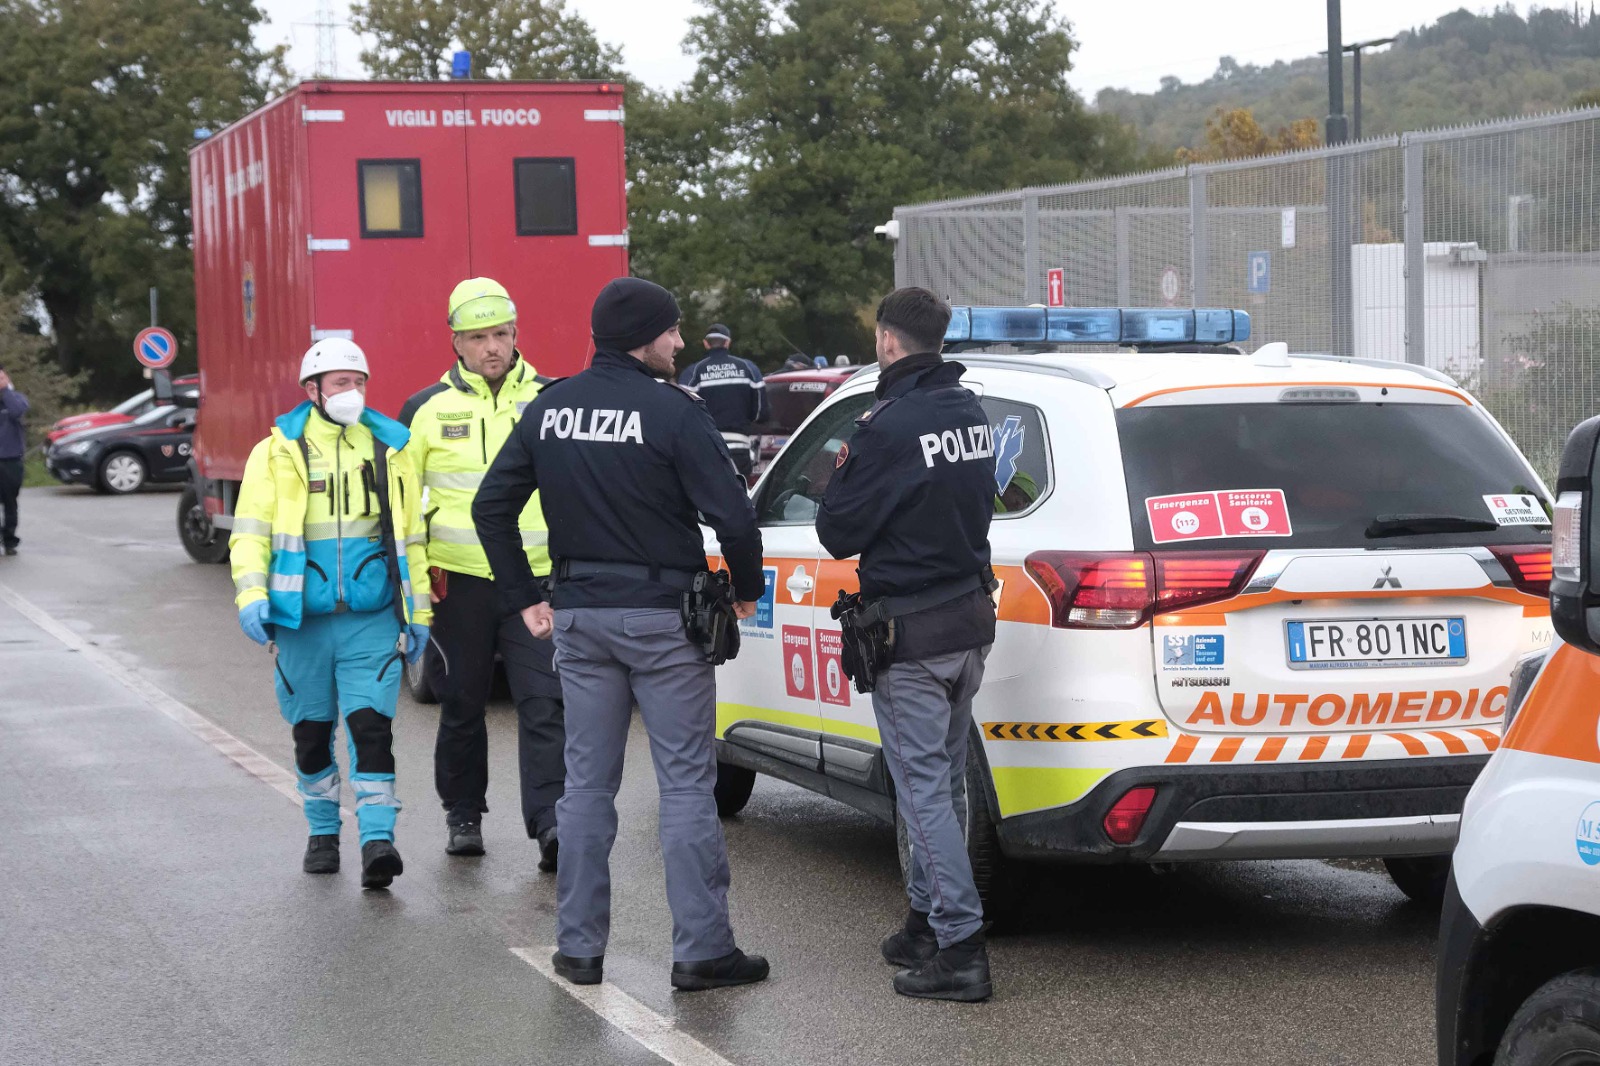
[257,0,1539,99]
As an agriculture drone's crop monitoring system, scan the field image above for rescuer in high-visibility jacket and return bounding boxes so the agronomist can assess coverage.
[398,278,564,869]
[230,338,432,890]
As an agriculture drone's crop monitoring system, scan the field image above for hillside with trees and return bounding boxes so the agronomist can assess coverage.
[1097,5,1600,154]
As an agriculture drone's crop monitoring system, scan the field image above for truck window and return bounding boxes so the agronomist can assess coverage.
[514,158,577,236]
[359,159,423,238]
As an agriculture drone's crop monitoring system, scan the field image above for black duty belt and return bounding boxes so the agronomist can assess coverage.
[858,569,995,626]
[556,559,700,592]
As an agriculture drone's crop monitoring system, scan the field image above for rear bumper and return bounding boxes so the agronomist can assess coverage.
[993,754,1487,863]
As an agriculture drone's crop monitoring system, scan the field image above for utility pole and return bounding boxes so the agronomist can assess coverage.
[314,0,339,79]
[1345,37,1397,141]
[1327,0,1354,357]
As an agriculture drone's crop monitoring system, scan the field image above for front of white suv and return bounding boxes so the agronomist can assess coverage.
[707,307,1553,910]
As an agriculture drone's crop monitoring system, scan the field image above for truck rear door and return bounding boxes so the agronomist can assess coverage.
[303,90,472,409]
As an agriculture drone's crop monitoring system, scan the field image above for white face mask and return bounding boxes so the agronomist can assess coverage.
[321,388,365,426]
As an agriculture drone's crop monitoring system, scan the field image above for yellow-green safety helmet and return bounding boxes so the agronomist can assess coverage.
[447,277,517,332]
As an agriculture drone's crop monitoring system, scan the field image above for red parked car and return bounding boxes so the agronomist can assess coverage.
[47,376,198,443]
[754,365,864,477]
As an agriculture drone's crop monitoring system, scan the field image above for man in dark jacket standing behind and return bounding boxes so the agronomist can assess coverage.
[0,369,30,555]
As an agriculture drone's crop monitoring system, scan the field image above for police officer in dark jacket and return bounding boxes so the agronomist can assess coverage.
[817,287,997,1003]
[677,324,767,478]
[473,277,771,992]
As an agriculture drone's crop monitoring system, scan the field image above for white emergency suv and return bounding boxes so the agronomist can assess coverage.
[1437,414,1600,1066]
[706,306,1554,914]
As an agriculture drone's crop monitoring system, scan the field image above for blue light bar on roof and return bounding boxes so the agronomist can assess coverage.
[943,307,1251,346]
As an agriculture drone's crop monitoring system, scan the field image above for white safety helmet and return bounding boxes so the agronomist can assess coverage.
[299,337,369,385]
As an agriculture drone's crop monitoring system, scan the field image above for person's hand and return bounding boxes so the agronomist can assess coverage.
[430,589,441,604]
[733,600,758,620]
[238,601,271,646]
[522,602,555,639]
[403,623,430,664]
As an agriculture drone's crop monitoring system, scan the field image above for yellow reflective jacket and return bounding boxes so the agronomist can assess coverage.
[229,402,432,629]
[400,355,551,580]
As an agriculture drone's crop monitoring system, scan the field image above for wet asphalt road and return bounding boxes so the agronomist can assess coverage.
[1,486,1444,1065]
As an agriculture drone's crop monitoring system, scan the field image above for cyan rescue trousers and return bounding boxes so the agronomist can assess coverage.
[872,646,990,948]
[427,571,565,835]
[551,606,736,963]
[272,609,405,846]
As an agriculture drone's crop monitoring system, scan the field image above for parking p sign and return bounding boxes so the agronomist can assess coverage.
[133,326,178,370]
[1247,251,1271,294]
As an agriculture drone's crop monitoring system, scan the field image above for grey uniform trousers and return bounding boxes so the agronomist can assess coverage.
[551,606,737,963]
[872,646,990,948]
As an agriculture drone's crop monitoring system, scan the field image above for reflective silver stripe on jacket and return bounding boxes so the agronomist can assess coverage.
[271,532,305,553]
[235,571,268,594]
[412,595,431,613]
[429,524,547,548]
[304,517,381,541]
[232,516,272,537]
[404,533,427,547]
[423,470,485,491]
[269,573,305,593]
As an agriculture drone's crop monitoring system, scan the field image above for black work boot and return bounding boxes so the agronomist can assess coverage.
[302,834,340,874]
[880,909,937,968]
[360,840,404,889]
[552,951,603,986]
[536,826,559,873]
[445,821,485,856]
[671,948,770,991]
[893,929,992,1002]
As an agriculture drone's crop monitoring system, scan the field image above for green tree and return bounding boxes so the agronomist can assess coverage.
[353,0,623,81]
[0,293,82,441]
[0,0,285,397]
[644,0,1141,365]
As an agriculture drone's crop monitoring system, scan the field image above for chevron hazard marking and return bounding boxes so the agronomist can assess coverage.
[983,719,1169,742]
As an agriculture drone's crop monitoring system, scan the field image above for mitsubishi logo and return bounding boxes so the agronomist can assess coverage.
[1374,566,1402,590]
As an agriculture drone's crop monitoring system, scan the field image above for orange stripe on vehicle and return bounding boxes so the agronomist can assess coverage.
[1386,732,1430,756]
[1523,605,1552,617]
[1299,735,1329,760]
[1504,643,1600,763]
[1166,735,1199,763]
[1211,737,1243,763]
[1428,730,1469,755]
[1467,727,1500,750]
[1342,733,1371,759]
[1121,381,1471,409]
[1255,736,1286,762]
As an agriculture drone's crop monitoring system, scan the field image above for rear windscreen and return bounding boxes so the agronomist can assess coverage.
[765,381,833,432]
[1116,402,1550,550]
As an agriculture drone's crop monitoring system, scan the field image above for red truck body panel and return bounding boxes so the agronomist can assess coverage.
[189,81,628,482]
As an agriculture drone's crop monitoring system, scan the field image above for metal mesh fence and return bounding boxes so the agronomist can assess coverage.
[893,108,1600,477]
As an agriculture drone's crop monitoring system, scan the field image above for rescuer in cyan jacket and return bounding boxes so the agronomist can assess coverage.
[230,338,432,889]
[398,278,564,868]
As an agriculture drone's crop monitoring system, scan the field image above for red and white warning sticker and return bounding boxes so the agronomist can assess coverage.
[1146,489,1292,544]
[782,625,815,700]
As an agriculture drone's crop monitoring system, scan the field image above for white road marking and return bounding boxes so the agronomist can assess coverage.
[512,948,738,1066]
[0,578,742,1066]
[0,580,333,811]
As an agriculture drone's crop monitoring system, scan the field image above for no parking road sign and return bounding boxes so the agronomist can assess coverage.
[133,326,177,370]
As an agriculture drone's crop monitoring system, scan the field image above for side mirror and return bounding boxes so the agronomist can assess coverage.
[152,369,173,404]
[1550,415,1600,652]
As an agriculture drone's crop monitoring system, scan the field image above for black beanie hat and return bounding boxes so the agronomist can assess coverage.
[591,277,681,353]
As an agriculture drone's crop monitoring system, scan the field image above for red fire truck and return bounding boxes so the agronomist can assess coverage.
[176,80,629,562]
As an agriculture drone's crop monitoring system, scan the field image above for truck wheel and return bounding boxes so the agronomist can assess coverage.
[1494,969,1600,1066]
[894,733,1020,925]
[1383,855,1451,905]
[98,450,146,494]
[177,485,229,564]
[714,760,757,817]
[403,648,438,705]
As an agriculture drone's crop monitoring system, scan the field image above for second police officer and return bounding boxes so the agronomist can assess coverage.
[399,278,565,867]
[817,287,998,1002]
[677,324,767,479]
[473,277,771,990]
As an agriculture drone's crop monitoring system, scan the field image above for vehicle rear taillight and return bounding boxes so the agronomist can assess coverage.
[1103,786,1158,845]
[1025,552,1152,629]
[1490,544,1553,597]
[1025,550,1262,629]
[1154,552,1264,615]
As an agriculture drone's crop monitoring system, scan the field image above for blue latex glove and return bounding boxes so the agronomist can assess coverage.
[239,601,271,646]
[404,623,430,664]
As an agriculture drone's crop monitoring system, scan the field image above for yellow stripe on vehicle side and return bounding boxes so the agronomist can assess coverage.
[714,702,880,744]
[987,765,1113,818]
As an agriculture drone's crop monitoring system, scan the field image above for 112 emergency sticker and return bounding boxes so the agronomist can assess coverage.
[1146,489,1293,544]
